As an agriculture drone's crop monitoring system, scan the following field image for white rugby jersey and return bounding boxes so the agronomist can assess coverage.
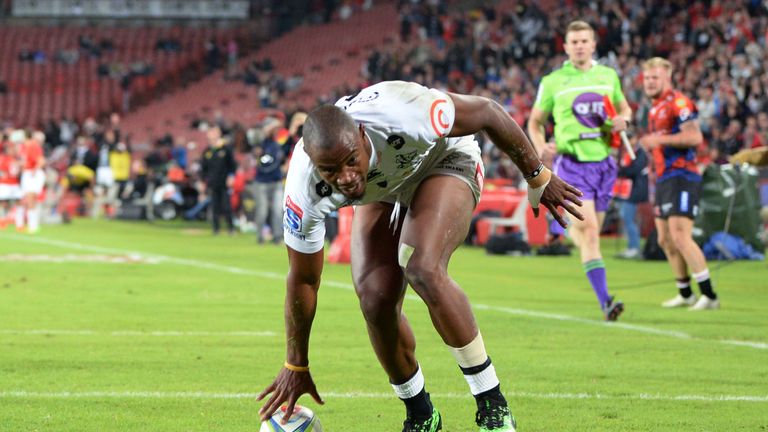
[283,81,457,254]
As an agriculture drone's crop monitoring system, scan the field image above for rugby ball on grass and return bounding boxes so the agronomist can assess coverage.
[260,405,322,432]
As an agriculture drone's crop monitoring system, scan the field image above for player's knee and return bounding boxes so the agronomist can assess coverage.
[669,231,690,251]
[355,283,398,324]
[404,260,445,305]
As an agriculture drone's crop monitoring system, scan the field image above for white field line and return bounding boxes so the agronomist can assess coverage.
[0,330,275,337]
[2,234,766,351]
[0,390,766,403]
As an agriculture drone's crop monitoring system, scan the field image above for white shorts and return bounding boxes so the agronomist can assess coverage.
[0,184,22,201]
[96,166,114,187]
[382,135,484,207]
[21,169,45,195]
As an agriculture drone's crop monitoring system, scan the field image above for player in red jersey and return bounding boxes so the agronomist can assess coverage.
[0,136,22,228]
[17,130,46,233]
[639,57,719,311]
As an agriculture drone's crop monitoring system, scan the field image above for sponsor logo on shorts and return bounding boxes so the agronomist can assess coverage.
[680,191,689,212]
[284,196,303,231]
[285,229,306,241]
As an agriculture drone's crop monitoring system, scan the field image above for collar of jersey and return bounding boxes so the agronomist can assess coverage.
[652,88,676,106]
[364,130,378,170]
[563,59,598,73]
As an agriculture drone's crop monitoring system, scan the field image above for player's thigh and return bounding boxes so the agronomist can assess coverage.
[350,202,405,296]
[399,175,476,268]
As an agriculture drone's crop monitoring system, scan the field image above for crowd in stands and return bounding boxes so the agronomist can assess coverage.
[1,0,767,242]
[0,107,304,238]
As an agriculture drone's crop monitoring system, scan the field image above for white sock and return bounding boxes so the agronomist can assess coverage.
[27,207,40,232]
[449,333,500,396]
[15,206,25,228]
[391,365,425,399]
[692,268,710,283]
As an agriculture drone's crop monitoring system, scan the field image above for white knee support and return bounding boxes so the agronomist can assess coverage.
[398,242,415,269]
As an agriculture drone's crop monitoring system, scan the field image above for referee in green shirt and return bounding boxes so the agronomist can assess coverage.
[527,20,632,321]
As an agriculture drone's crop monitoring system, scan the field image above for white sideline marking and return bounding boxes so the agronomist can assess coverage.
[0,330,276,337]
[0,253,160,264]
[0,390,766,403]
[2,234,766,351]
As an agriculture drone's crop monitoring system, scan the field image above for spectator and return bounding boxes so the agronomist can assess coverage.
[253,126,287,244]
[614,141,649,260]
[201,126,236,235]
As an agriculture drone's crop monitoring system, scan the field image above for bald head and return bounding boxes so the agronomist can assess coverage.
[303,105,359,155]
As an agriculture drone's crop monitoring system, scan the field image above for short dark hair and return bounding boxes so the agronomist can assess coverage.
[303,105,358,153]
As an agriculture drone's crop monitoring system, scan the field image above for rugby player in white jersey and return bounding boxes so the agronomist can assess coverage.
[258,81,584,431]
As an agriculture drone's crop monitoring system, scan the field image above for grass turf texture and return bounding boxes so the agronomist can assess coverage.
[0,219,766,431]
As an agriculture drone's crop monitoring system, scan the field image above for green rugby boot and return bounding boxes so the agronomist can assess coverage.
[402,408,442,432]
[476,396,516,431]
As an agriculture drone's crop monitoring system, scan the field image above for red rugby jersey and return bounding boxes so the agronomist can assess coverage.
[648,89,700,181]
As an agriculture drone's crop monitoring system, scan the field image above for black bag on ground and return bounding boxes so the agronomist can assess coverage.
[642,228,667,260]
[485,232,531,255]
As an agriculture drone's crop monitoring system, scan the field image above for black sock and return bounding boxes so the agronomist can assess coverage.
[402,388,432,420]
[676,277,693,298]
[698,278,717,299]
[474,384,505,406]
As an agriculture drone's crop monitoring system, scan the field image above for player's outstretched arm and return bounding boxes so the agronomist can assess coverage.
[447,92,584,227]
[257,246,325,422]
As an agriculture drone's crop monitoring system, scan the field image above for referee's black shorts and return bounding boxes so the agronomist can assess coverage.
[654,176,701,220]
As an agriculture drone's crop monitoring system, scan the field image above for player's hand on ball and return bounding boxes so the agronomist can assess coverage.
[540,173,583,228]
[257,367,324,423]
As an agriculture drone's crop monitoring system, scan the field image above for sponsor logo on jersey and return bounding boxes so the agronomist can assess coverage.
[679,107,692,121]
[343,91,380,108]
[386,134,406,150]
[395,150,422,169]
[430,99,450,137]
[571,92,606,128]
[315,181,332,197]
[366,168,382,182]
[284,196,303,231]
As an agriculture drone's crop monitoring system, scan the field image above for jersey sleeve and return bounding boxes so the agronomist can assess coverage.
[610,69,627,107]
[416,86,456,142]
[672,93,698,124]
[533,76,554,113]
[282,142,328,254]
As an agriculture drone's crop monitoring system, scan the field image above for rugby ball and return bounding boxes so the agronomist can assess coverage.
[260,405,323,432]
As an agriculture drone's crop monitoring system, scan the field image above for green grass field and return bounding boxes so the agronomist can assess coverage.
[1,219,766,431]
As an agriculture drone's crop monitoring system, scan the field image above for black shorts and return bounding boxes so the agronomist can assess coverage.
[654,176,701,220]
